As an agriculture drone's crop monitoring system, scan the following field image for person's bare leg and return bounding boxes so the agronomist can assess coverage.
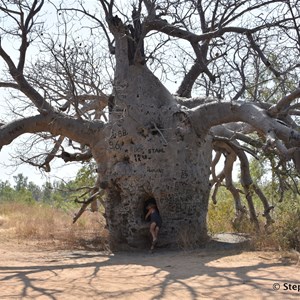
[150,223,158,250]
[150,222,157,242]
[154,226,159,241]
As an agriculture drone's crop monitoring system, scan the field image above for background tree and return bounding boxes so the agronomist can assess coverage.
[1,0,300,249]
[13,173,28,192]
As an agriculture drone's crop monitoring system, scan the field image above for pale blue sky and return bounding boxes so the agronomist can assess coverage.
[0,139,82,186]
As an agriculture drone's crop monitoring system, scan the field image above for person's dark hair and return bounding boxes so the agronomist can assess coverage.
[146,203,156,209]
[144,197,157,219]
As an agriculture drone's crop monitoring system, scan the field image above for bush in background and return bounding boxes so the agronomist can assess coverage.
[207,187,236,234]
[208,185,300,252]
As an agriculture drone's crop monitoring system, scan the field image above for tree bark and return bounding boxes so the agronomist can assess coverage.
[96,65,212,249]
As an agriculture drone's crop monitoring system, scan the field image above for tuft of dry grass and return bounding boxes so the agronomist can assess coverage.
[0,216,8,227]
[0,201,109,251]
[177,225,209,250]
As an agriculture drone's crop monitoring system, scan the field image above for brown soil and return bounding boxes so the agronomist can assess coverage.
[0,235,299,300]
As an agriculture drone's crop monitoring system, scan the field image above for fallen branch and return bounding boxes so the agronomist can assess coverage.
[73,190,105,223]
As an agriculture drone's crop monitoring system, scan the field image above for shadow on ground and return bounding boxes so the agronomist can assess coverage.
[0,234,298,299]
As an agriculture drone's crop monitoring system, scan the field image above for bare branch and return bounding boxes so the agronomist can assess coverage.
[268,87,300,117]
[18,0,45,72]
[73,189,105,223]
[0,82,19,90]
[246,32,281,78]
[0,42,53,112]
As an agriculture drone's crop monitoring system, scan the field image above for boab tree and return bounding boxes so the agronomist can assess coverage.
[1,0,300,249]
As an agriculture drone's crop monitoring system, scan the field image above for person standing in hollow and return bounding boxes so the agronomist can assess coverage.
[145,203,162,251]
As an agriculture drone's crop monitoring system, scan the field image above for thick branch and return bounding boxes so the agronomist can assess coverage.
[189,101,300,146]
[175,96,210,108]
[176,57,210,98]
[0,113,105,150]
[61,150,92,163]
[268,88,300,117]
[212,124,263,148]
[41,135,65,172]
[211,150,222,184]
[144,19,249,43]
[213,141,247,217]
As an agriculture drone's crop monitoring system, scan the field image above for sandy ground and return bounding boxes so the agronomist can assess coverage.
[0,236,299,300]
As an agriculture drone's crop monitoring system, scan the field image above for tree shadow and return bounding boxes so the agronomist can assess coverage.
[0,242,298,300]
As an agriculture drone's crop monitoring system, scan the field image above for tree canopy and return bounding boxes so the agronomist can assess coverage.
[1,0,300,236]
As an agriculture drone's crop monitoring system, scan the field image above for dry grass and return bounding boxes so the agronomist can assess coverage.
[177,225,210,249]
[0,201,109,251]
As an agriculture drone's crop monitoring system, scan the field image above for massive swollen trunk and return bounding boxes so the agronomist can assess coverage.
[96,64,212,249]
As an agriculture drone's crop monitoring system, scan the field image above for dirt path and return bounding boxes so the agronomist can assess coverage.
[0,237,299,300]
